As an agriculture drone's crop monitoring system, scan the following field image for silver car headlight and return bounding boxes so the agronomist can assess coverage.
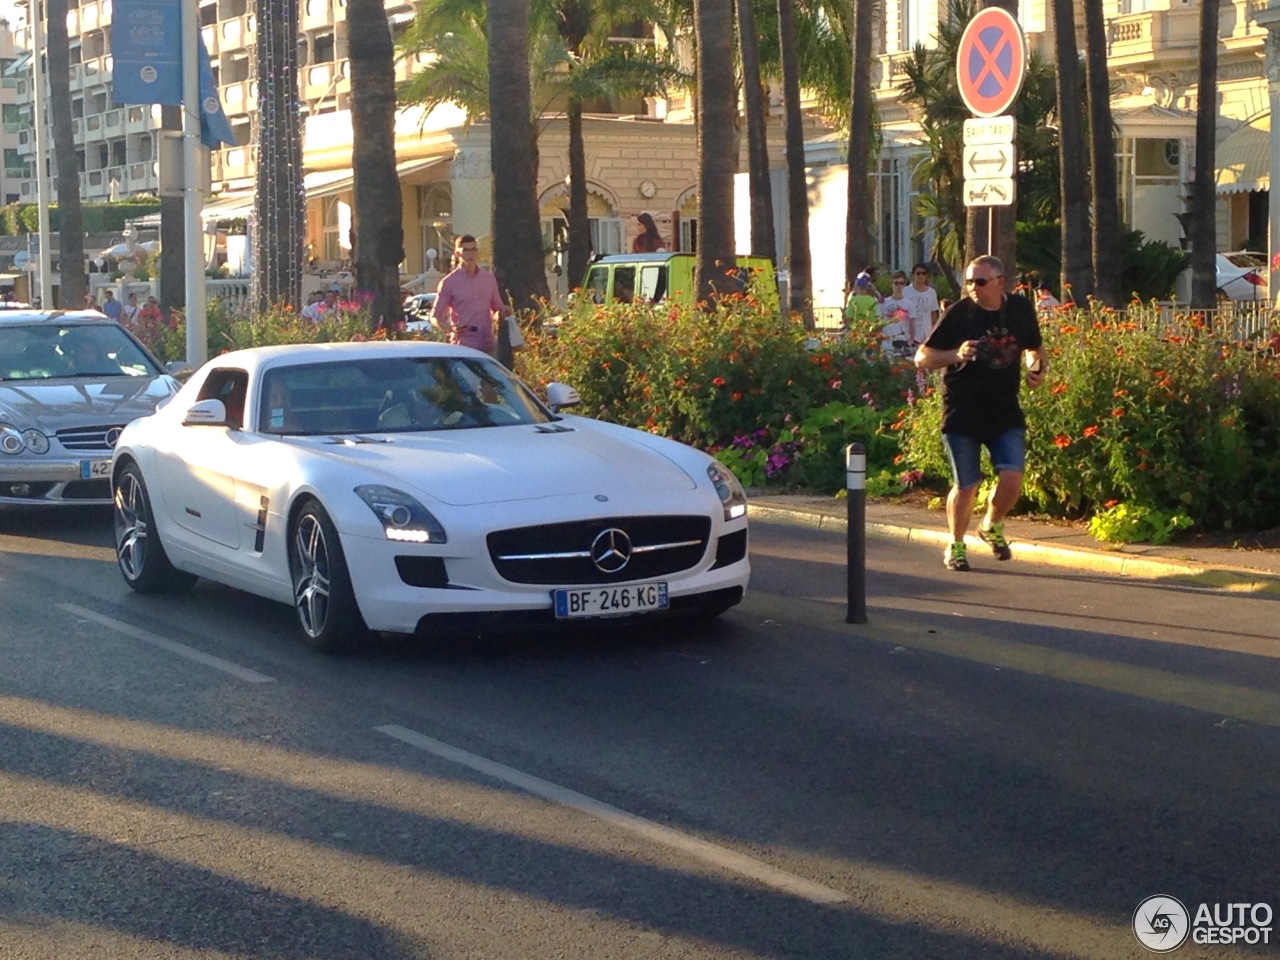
[22,429,50,454]
[1,424,27,455]
[707,462,748,521]
[354,485,448,543]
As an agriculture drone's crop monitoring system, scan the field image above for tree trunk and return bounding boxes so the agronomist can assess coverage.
[845,0,873,294]
[694,0,737,304]
[46,0,86,308]
[488,0,549,366]
[159,104,186,318]
[1190,0,1220,308]
[737,0,776,263]
[1051,0,1092,300]
[1083,0,1121,306]
[347,0,404,330]
[566,99,591,286]
[777,0,812,326]
[252,0,304,312]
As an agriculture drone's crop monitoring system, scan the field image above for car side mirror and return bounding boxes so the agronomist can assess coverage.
[183,398,227,425]
[546,382,581,413]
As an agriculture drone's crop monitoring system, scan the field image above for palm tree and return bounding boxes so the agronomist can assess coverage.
[1051,0,1092,299]
[400,0,680,290]
[737,0,776,262]
[252,0,304,311]
[489,0,551,342]
[45,0,86,307]
[1083,0,1120,305]
[347,0,404,329]
[845,0,873,295]
[777,0,812,325]
[1189,0,1220,308]
[694,0,737,302]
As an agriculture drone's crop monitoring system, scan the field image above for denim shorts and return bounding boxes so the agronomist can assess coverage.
[943,428,1026,490]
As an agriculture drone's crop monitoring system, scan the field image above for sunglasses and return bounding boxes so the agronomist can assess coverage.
[913,271,928,276]
[892,280,906,286]
[965,275,1002,287]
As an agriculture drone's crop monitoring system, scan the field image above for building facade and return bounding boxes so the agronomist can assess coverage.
[4,0,1276,303]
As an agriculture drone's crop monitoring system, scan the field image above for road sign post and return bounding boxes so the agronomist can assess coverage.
[957,9,1027,225]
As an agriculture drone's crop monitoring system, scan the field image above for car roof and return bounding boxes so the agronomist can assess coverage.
[206,340,492,376]
[0,309,113,326]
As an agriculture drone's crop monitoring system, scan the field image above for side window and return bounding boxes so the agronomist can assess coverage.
[195,368,249,430]
[639,264,667,303]
[613,266,636,304]
[584,266,609,303]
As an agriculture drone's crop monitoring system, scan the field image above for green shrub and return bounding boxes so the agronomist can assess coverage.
[897,301,1280,532]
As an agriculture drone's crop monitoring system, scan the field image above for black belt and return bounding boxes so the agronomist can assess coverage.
[460,325,479,332]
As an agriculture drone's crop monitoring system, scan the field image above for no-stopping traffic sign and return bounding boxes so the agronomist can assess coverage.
[956,7,1027,118]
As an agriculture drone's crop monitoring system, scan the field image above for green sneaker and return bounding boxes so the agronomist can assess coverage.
[944,542,970,571]
[979,522,1012,560]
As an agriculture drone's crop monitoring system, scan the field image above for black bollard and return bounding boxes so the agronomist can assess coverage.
[846,443,867,624]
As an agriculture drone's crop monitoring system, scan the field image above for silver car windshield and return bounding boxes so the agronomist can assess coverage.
[258,356,556,435]
[0,323,161,381]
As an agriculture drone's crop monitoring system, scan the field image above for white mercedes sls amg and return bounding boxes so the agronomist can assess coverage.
[111,341,750,651]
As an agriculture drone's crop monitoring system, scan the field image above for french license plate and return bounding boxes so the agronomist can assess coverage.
[80,459,112,479]
[553,581,669,619]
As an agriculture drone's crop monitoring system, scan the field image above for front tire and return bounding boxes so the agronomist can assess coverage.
[114,463,197,594]
[290,501,369,652]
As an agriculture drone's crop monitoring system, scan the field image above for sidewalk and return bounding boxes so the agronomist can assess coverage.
[748,494,1280,595]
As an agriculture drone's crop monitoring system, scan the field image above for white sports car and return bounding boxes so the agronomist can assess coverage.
[112,341,750,650]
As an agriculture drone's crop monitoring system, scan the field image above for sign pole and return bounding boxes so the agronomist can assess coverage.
[32,0,54,306]
[181,0,207,367]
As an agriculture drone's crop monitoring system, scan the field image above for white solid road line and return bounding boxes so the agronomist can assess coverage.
[58,602,276,684]
[375,723,848,907]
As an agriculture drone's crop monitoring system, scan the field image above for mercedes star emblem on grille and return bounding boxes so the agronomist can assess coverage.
[590,527,632,573]
[105,427,124,447]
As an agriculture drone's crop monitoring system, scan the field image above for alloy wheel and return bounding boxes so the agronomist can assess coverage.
[115,471,148,581]
[293,513,332,638]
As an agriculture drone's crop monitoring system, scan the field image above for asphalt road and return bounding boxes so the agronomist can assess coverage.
[0,507,1276,959]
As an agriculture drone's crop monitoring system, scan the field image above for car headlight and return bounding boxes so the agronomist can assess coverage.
[22,429,50,454]
[707,462,748,521]
[354,485,448,543]
[1,424,27,455]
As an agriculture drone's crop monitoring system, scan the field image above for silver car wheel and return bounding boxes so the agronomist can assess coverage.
[293,513,332,638]
[115,470,149,581]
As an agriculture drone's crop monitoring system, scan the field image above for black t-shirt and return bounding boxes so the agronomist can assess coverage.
[923,293,1042,441]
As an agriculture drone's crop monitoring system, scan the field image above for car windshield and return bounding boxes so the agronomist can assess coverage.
[258,355,555,435]
[1223,252,1267,269]
[0,322,161,381]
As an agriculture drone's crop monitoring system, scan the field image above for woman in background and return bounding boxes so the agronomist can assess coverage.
[632,212,665,253]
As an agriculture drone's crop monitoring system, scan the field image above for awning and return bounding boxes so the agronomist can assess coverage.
[202,192,255,220]
[1216,113,1270,194]
[304,155,445,201]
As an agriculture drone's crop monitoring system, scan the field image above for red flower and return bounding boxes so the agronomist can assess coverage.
[1104,499,1119,508]
[731,391,743,401]
[1053,434,1071,448]
[1051,382,1067,395]
[712,376,726,387]
[1111,408,1125,418]
[1082,425,1100,438]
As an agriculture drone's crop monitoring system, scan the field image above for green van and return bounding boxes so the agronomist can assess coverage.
[581,253,778,310]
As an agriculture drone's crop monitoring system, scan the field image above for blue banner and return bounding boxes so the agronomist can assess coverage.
[112,0,182,105]
[198,36,236,149]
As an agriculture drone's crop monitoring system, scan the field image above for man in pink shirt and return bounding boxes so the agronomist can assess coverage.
[432,234,510,355]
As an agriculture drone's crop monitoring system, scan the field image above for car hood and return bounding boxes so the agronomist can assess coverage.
[0,375,178,429]
[289,422,700,506]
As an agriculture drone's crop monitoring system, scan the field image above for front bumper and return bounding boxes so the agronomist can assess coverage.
[0,459,113,505]
[340,522,751,635]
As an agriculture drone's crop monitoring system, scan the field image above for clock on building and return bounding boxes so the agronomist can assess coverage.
[639,179,657,199]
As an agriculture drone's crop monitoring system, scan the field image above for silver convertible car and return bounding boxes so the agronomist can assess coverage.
[111,341,751,651]
[0,310,182,505]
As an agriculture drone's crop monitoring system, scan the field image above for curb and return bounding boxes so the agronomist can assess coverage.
[747,502,1280,596]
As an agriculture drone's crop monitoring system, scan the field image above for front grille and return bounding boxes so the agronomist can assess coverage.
[488,515,712,585]
[0,481,56,500]
[56,425,127,452]
[62,479,112,500]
